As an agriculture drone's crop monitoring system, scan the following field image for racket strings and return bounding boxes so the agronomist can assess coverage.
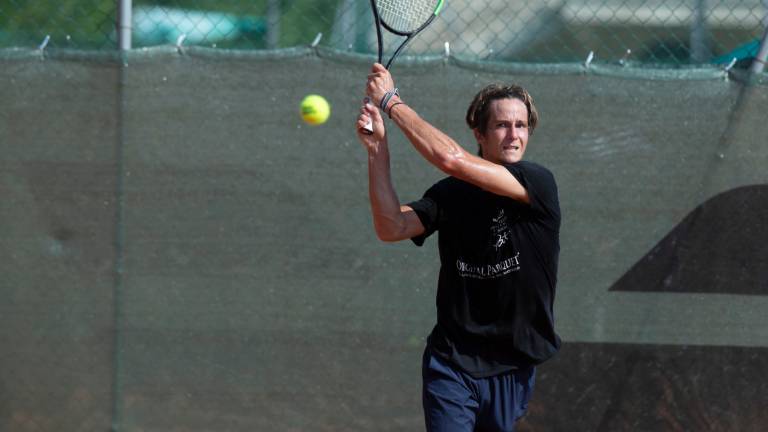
[377,0,438,33]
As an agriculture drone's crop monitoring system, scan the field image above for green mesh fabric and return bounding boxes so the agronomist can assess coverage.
[1,47,767,431]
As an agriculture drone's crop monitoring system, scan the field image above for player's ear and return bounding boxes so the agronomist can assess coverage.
[473,128,486,157]
[472,128,484,145]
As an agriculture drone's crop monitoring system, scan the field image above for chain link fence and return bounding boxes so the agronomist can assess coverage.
[0,0,766,64]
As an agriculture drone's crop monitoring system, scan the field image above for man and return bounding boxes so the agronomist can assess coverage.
[356,63,561,432]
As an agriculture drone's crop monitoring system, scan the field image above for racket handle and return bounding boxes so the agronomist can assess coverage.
[361,118,374,135]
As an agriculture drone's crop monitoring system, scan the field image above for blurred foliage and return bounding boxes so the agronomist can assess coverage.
[133,0,340,48]
[0,0,340,49]
[0,0,116,48]
[278,0,339,47]
[0,0,763,65]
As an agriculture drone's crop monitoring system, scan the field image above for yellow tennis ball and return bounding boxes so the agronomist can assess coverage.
[300,94,331,125]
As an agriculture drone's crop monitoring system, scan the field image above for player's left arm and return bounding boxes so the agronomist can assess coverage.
[365,64,529,203]
[356,97,426,242]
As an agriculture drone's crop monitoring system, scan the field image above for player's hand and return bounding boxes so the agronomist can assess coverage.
[356,98,386,151]
[366,63,395,109]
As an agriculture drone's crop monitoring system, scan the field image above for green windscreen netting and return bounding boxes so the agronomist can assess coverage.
[1,48,767,431]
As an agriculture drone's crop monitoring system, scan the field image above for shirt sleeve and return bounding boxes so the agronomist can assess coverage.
[406,185,442,246]
[505,162,561,231]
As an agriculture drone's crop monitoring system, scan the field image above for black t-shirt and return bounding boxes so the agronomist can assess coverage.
[408,161,561,378]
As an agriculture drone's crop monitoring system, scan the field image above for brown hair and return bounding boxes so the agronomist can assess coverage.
[465,83,539,137]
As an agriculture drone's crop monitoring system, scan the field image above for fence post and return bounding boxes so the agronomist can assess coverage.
[751,26,768,75]
[118,0,132,50]
[267,0,281,49]
[690,0,711,63]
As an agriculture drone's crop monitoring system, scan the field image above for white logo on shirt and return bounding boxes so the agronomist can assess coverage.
[456,253,521,279]
[491,209,512,250]
[453,209,522,279]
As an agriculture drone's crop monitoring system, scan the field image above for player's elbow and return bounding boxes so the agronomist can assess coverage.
[373,219,409,242]
[374,225,402,242]
[376,232,400,242]
[437,151,468,178]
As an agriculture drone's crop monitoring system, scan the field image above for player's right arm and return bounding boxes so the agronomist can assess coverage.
[356,100,425,242]
[365,63,529,204]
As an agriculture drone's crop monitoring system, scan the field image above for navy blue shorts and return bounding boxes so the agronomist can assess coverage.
[422,347,536,432]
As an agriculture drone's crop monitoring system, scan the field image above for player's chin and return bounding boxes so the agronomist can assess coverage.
[500,151,523,164]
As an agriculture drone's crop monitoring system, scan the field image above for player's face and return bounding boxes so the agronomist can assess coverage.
[475,98,530,164]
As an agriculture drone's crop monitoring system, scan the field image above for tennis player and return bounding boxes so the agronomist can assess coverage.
[356,63,561,431]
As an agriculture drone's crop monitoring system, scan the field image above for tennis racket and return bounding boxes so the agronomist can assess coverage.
[362,0,445,134]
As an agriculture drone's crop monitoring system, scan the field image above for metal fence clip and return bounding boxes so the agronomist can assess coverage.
[38,35,51,51]
[311,33,323,47]
[584,51,594,68]
[176,34,187,52]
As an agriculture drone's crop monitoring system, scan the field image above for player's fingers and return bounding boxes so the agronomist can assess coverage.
[366,102,383,122]
[356,116,369,130]
[362,99,380,117]
[369,73,385,82]
[357,100,372,118]
[365,77,380,98]
[355,108,369,126]
[367,79,392,100]
[371,64,390,79]
[366,82,386,103]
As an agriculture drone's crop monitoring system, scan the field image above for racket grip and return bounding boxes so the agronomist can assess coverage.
[361,118,374,135]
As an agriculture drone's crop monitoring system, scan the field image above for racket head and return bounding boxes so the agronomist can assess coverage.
[374,0,444,36]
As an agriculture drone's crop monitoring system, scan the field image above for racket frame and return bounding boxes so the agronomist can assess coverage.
[370,0,444,69]
[361,0,444,134]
